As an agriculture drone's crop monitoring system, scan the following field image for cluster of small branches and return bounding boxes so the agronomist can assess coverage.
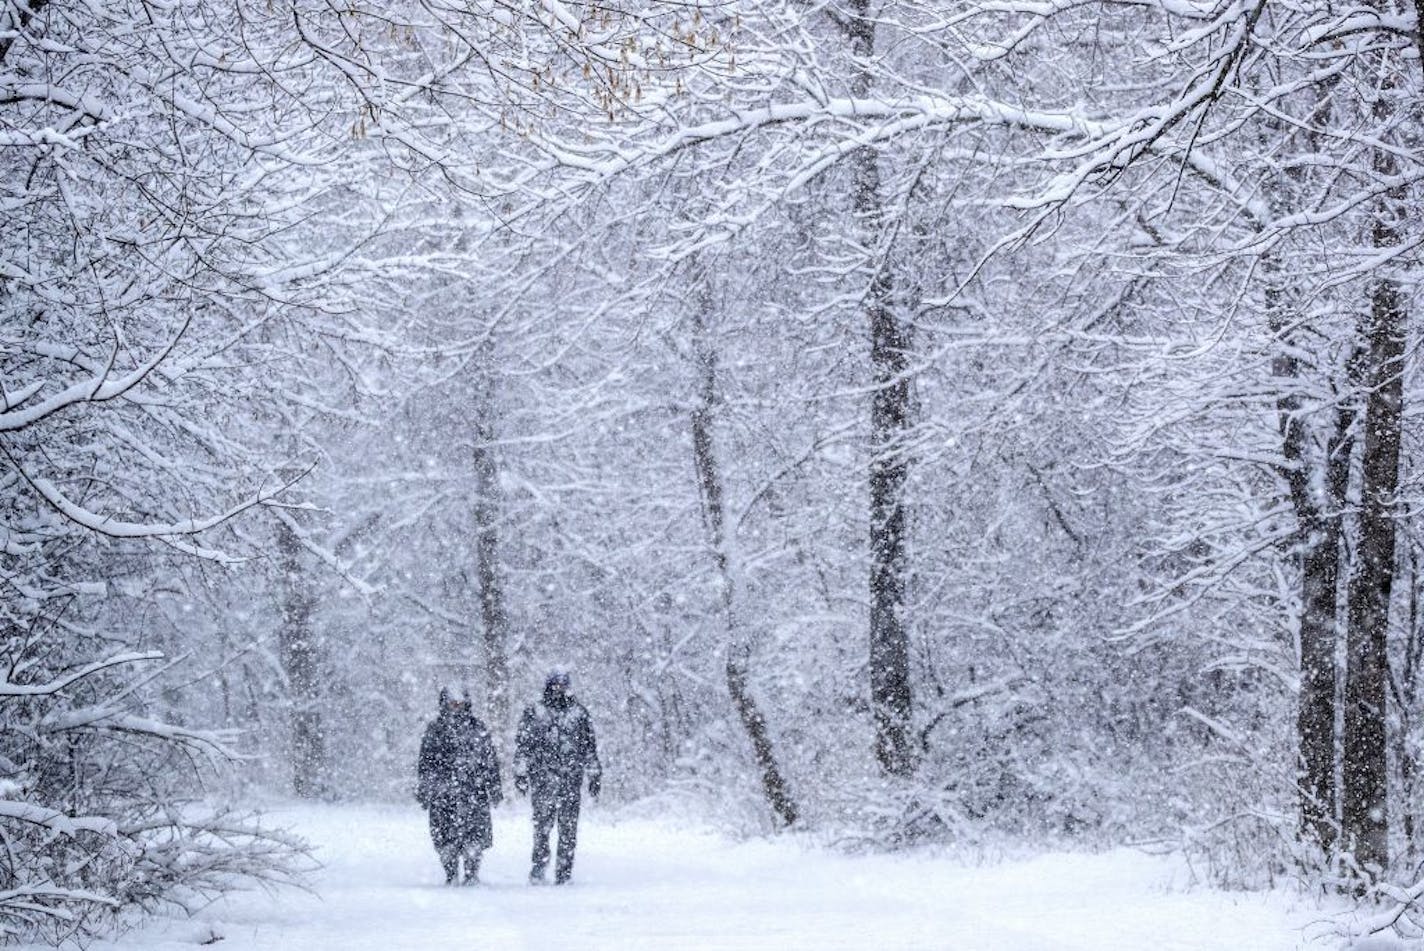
[0,640,311,944]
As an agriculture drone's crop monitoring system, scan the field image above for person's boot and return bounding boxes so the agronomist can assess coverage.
[462,850,481,886]
[436,844,459,885]
[529,865,548,885]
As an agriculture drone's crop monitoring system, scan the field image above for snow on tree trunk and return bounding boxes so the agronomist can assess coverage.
[472,379,510,732]
[1295,498,1347,853]
[1271,269,1351,855]
[846,0,915,779]
[278,517,327,800]
[1393,543,1424,851]
[690,291,799,827]
[1341,261,1405,879]
[1341,83,1408,872]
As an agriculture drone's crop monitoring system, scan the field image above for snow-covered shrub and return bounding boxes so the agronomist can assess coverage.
[0,631,310,945]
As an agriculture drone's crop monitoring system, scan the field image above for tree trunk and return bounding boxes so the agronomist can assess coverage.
[1294,502,1345,852]
[276,517,325,799]
[1297,511,1347,850]
[1341,131,1406,872]
[1392,540,1421,849]
[847,0,915,779]
[1269,271,1350,854]
[689,294,799,827]
[1341,282,1404,875]
[472,400,509,730]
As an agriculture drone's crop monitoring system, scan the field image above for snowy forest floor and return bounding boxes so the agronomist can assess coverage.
[56,803,1354,950]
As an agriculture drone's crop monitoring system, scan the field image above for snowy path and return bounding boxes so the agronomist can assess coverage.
[78,804,1332,950]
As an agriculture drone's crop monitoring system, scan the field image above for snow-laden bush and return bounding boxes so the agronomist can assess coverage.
[0,637,310,945]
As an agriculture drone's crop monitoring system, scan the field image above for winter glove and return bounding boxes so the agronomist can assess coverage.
[514,774,529,796]
[491,785,504,807]
[587,774,601,800]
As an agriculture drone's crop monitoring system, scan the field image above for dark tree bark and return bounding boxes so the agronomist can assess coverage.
[1341,124,1406,871]
[689,294,798,827]
[1269,270,1354,854]
[846,0,915,779]
[1341,278,1404,875]
[1279,400,1349,852]
[1392,540,1422,848]
[276,516,325,799]
[472,400,509,730]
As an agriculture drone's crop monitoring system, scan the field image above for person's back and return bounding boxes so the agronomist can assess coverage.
[417,686,502,884]
[420,708,497,801]
[516,691,597,788]
[513,670,601,884]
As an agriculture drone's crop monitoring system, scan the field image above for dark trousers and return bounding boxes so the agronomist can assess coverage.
[428,796,490,884]
[530,781,582,883]
[434,838,481,884]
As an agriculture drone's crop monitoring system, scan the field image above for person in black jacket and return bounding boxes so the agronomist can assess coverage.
[513,669,601,885]
[416,686,502,885]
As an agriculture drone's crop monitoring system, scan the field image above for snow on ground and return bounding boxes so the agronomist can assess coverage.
[62,804,1340,950]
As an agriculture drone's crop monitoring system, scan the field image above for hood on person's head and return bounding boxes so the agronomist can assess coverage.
[438,684,471,713]
[543,668,571,707]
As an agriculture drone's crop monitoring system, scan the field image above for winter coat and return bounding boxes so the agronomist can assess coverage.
[417,710,502,848]
[513,696,600,793]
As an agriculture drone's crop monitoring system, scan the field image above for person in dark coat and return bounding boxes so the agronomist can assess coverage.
[513,669,601,885]
[416,685,503,885]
